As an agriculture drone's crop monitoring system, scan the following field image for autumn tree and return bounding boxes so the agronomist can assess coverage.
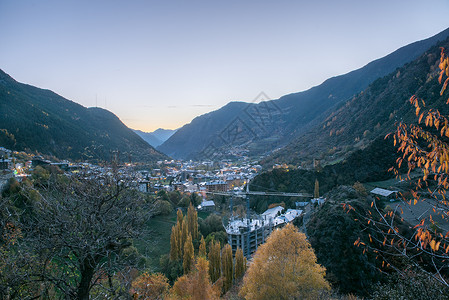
[131,272,170,299]
[169,257,220,300]
[170,226,180,261]
[199,236,207,257]
[221,243,234,292]
[183,235,194,274]
[187,202,199,240]
[234,247,246,280]
[208,241,221,283]
[181,218,188,253]
[239,223,330,300]
[314,178,320,198]
[359,47,449,287]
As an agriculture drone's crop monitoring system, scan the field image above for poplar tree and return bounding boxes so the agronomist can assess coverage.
[199,236,206,257]
[169,226,179,261]
[169,257,220,300]
[221,244,234,292]
[208,241,221,283]
[187,203,198,240]
[176,209,183,255]
[181,218,188,254]
[234,247,246,280]
[183,235,194,274]
[314,178,320,198]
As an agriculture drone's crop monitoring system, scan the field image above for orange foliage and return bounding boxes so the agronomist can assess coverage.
[169,257,220,300]
[131,272,169,299]
[239,224,330,300]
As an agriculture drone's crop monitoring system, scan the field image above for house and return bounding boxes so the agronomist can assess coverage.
[370,187,398,200]
[198,200,215,211]
[205,180,227,192]
[311,197,325,205]
[261,206,284,221]
[0,158,12,170]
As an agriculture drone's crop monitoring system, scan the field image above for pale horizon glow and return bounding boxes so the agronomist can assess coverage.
[0,0,448,132]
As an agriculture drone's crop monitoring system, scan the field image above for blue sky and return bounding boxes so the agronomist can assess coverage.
[1,0,448,131]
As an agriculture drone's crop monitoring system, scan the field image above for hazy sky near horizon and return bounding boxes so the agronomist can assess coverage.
[1,1,449,132]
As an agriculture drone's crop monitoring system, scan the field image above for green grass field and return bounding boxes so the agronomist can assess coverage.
[134,209,213,272]
[134,211,177,272]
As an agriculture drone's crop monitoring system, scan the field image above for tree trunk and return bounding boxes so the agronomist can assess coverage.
[77,259,95,300]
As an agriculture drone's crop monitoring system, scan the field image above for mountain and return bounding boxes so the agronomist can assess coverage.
[0,70,168,163]
[134,128,177,148]
[264,35,449,166]
[158,27,449,160]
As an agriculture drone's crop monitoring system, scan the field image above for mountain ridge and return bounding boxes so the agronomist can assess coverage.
[0,69,167,163]
[264,36,449,166]
[158,27,449,160]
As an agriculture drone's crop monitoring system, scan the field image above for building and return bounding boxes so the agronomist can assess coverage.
[198,200,215,211]
[226,206,303,258]
[205,180,227,192]
[0,158,12,170]
[370,187,398,200]
[261,206,284,221]
[226,217,273,258]
[311,197,325,205]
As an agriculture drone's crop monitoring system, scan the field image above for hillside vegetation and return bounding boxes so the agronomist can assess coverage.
[0,69,167,162]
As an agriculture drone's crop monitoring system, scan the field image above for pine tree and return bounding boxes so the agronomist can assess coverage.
[169,226,179,261]
[208,241,221,283]
[183,235,194,274]
[221,243,234,292]
[234,247,246,280]
[314,178,320,198]
[199,236,206,257]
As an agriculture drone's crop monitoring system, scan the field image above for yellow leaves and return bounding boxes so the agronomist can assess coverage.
[131,272,170,300]
[442,78,449,96]
[430,239,441,252]
[239,224,330,300]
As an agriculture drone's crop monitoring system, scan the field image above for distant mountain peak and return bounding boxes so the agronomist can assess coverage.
[133,128,177,148]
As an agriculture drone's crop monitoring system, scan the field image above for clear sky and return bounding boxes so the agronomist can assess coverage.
[1,0,448,132]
